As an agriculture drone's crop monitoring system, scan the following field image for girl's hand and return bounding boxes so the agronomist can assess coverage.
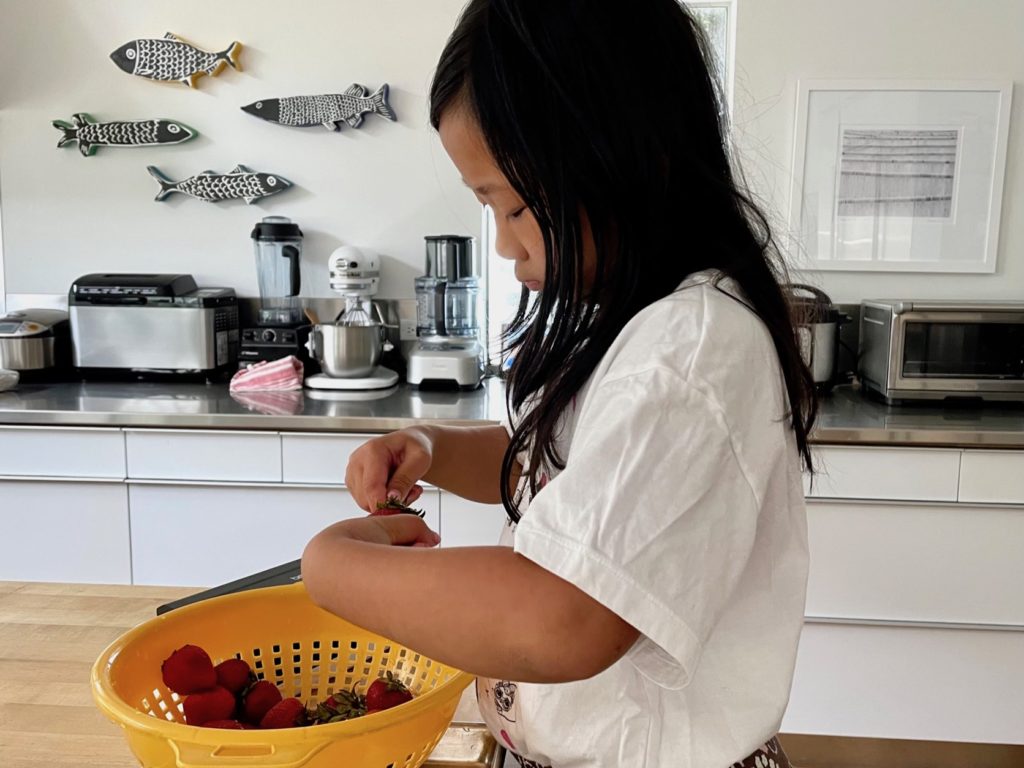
[313,514,441,549]
[345,429,433,512]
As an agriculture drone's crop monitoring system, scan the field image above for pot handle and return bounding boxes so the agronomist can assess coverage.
[305,326,321,360]
[372,304,396,352]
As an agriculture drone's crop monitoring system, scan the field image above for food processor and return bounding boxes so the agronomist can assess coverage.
[303,246,398,391]
[407,235,484,389]
[239,216,315,370]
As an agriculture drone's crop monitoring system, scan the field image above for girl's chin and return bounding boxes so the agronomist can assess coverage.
[521,280,542,291]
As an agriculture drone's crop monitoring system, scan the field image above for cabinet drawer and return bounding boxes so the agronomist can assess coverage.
[784,622,1024,743]
[0,479,131,583]
[805,446,961,501]
[281,433,368,484]
[126,429,281,482]
[128,485,440,587]
[439,492,507,547]
[0,426,125,478]
[959,449,1024,503]
[806,500,1024,625]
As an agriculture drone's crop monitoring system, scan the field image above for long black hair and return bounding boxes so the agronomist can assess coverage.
[430,0,817,522]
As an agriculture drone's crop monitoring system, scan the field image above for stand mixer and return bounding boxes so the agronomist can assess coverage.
[303,246,399,391]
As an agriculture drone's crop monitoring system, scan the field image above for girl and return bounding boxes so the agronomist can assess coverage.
[301,1,817,766]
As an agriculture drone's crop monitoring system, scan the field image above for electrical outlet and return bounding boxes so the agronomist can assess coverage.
[399,318,418,340]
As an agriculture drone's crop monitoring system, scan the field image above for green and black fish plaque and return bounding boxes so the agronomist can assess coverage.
[52,113,196,157]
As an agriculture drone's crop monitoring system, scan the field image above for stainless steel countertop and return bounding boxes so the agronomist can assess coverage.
[0,378,507,432]
[813,385,1024,448]
[1,378,1024,447]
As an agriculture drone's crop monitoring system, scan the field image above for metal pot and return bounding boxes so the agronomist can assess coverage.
[786,284,848,392]
[306,323,392,378]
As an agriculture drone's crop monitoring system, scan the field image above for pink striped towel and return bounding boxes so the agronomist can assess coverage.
[229,356,304,392]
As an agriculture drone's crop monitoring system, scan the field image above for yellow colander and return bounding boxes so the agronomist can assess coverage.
[91,582,474,768]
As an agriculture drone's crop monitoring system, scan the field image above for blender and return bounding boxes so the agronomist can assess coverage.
[239,216,316,370]
[303,246,399,391]
[407,235,484,389]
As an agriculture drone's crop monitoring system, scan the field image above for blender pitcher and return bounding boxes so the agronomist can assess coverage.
[251,216,303,326]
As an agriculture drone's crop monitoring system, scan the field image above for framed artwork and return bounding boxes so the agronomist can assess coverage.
[790,80,1012,273]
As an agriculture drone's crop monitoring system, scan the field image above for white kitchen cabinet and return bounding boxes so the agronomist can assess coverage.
[958,449,1024,504]
[126,429,282,482]
[783,622,1024,745]
[805,445,961,501]
[438,492,507,547]
[0,425,125,478]
[128,484,441,587]
[0,479,131,583]
[805,500,1024,626]
[281,433,367,484]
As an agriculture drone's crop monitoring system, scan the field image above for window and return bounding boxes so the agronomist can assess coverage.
[483,1,737,365]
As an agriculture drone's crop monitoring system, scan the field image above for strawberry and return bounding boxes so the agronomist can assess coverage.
[183,686,236,726]
[365,671,413,711]
[241,680,282,725]
[312,687,366,724]
[162,644,217,695]
[203,719,253,729]
[215,658,255,694]
[259,697,306,729]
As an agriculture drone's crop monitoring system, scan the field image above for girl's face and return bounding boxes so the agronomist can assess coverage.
[439,108,547,291]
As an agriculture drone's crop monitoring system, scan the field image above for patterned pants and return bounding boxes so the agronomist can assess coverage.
[731,737,792,768]
[508,736,792,767]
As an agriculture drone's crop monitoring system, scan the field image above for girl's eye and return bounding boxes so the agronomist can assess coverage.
[508,206,526,221]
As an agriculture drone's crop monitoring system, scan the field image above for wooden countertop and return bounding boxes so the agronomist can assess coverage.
[0,581,198,768]
[0,581,494,768]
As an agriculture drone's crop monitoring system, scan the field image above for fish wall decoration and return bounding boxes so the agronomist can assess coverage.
[146,165,293,205]
[111,33,242,88]
[52,113,196,156]
[241,83,397,131]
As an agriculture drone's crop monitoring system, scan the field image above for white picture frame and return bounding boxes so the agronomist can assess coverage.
[789,79,1012,273]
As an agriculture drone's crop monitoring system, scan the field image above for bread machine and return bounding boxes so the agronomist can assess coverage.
[69,273,239,375]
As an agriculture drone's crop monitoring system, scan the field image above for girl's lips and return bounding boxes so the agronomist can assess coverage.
[523,281,542,291]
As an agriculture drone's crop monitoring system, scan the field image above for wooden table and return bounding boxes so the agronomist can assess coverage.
[0,581,199,768]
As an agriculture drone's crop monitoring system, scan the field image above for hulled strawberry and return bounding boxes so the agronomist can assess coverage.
[183,686,236,726]
[365,671,413,711]
[241,680,282,725]
[215,658,255,694]
[161,644,217,695]
[259,697,307,729]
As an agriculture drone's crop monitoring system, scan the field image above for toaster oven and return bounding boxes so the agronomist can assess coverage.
[859,300,1024,403]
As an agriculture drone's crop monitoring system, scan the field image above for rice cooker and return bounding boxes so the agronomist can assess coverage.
[0,309,70,372]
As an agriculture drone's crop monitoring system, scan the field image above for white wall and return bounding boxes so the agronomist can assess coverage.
[1,1,1021,307]
[0,0,478,302]
[731,0,1023,302]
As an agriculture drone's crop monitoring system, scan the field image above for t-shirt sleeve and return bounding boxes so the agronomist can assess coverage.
[512,367,762,689]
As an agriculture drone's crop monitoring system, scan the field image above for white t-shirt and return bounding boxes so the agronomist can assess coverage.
[476,271,809,768]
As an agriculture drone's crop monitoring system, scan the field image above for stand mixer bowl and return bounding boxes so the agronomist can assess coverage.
[307,323,386,378]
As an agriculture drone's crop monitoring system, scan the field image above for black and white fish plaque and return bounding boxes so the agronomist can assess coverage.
[111,32,242,88]
[146,165,293,205]
[52,113,196,156]
[241,83,397,131]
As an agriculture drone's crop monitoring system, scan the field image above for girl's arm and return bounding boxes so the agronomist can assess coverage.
[415,424,519,503]
[349,424,518,507]
[301,514,639,684]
